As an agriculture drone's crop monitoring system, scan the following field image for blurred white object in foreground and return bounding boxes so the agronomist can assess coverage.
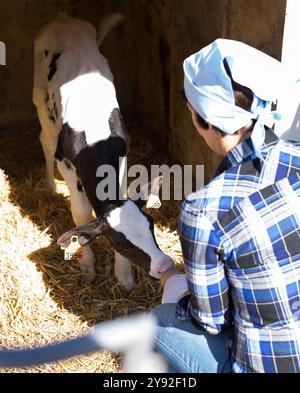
[0,314,167,373]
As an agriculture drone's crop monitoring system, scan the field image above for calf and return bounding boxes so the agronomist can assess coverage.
[33,13,173,289]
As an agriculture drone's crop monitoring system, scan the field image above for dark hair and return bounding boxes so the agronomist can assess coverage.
[223,58,254,112]
[184,58,254,132]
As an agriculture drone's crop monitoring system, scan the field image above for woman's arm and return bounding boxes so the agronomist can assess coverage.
[178,202,230,334]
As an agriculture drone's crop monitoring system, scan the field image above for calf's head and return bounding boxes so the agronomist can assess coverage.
[57,199,174,278]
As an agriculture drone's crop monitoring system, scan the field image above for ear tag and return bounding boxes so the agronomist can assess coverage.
[61,235,83,260]
[146,193,161,210]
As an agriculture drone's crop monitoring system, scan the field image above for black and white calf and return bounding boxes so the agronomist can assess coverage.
[33,13,173,289]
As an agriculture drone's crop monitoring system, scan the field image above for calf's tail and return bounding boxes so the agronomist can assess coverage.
[97,13,124,47]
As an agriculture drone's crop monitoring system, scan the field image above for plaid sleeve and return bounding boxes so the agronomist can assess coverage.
[177,201,231,334]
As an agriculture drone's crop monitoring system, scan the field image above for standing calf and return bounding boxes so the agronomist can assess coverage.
[33,13,173,289]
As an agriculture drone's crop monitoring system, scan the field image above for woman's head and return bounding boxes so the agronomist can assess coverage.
[186,100,253,156]
[183,39,287,157]
[184,57,255,155]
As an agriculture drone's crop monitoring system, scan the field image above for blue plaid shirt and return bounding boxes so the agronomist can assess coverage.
[177,129,300,373]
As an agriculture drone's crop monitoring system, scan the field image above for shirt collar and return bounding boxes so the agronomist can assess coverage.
[214,127,279,176]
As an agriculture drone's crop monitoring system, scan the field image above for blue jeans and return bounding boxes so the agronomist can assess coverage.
[151,303,233,373]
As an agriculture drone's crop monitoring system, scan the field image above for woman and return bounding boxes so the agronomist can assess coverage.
[152,38,300,373]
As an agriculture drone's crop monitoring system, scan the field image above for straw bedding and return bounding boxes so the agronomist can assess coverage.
[0,121,183,373]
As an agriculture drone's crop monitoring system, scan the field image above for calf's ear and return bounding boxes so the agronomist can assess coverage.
[128,175,163,209]
[57,218,109,248]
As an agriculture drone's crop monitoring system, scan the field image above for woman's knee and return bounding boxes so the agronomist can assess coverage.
[151,303,177,327]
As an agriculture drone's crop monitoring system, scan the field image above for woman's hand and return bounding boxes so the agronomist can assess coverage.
[161,272,189,304]
[160,268,179,288]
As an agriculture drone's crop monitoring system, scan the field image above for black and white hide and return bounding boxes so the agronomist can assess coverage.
[33,13,173,289]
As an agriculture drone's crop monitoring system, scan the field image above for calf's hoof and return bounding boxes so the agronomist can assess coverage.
[80,273,96,286]
[118,275,134,292]
[46,179,57,195]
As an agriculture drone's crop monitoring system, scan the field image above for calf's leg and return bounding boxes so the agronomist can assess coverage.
[34,86,59,194]
[114,251,134,291]
[56,160,95,284]
[40,129,58,194]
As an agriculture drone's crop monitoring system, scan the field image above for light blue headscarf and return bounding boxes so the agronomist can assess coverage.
[183,38,288,158]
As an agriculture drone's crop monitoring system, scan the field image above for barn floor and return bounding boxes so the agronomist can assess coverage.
[0,120,183,373]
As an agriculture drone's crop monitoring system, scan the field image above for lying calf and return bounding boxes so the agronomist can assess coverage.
[33,12,173,289]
